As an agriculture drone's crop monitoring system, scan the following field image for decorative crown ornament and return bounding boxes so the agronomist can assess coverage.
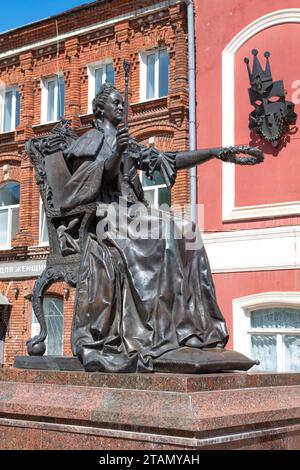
[244,49,273,94]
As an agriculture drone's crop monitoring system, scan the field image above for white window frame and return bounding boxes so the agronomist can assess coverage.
[139,137,170,209]
[139,48,169,102]
[41,73,64,124]
[39,198,49,246]
[0,86,20,133]
[141,174,169,208]
[87,59,114,114]
[233,292,300,372]
[0,182,20,250]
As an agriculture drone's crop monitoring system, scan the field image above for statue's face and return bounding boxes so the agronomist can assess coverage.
[103,90,124,126]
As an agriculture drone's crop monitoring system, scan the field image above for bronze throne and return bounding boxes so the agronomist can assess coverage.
[25,120,95,357]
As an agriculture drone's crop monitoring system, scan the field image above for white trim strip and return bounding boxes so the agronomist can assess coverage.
[203,225,300,273]
[0,0,183,60]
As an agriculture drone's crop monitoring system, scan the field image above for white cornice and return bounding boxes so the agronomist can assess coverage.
[0,0,183,60]
[203,225,300,243]
[203,225,300,273]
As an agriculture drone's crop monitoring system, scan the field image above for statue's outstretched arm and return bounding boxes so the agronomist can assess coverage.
[175,146,264,170]
[175,148,220,170]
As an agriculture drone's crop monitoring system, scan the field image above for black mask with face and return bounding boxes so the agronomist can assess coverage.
[244,50,297,148]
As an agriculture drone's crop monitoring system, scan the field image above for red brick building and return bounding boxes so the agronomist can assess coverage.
[0,0,190,366]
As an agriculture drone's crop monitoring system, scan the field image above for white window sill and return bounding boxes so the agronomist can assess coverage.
[32,120,60,128]
[0,129,15,135]
[134,96,168,106]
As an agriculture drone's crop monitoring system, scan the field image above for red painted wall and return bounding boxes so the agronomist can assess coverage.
[195,0,300,346]
[195,0,300,232]
[235,24,300,207]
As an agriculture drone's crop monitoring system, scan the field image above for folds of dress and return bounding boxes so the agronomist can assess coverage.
[61,122,229,372]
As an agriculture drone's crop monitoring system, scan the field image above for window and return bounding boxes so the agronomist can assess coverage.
[31,297,64,356]
[39,199,49,245]
[140,48,170,101]
[142,171,171,208]
[41,75,65,123]
[0,316,6,366]
[0,182,20,249]
[233,293,300,373]
[0,87,20,132]
[88,61,115,113]
[249,308,300,372]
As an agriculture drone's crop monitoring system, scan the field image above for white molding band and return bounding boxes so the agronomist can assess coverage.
[222,9,300,221]
[232,291,300,356]
[0,0,183,60]
[203,225,300,273]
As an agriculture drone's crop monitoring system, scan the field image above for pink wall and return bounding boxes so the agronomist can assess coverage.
[195,0,300,345]
[235,24,300,207]
[195,0,300,232]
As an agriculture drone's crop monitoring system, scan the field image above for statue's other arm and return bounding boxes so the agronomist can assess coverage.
[175,148,221,170]
[104,128,130,180]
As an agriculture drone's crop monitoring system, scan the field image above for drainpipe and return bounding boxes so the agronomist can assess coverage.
[185,0,197,224]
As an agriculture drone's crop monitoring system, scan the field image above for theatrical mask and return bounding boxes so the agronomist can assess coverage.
[244,50,297,148]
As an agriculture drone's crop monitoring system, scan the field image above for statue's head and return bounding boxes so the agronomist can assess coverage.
[92,82,124,126]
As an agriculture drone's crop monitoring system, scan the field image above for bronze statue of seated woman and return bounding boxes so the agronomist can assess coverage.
[57,82,262,373]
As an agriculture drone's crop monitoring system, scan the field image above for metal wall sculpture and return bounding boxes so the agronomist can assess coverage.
[244,49,297,148]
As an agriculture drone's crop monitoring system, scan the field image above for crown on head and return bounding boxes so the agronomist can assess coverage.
[244,50,273,94]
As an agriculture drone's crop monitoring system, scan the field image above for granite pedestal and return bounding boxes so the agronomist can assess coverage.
[0,368,300,450]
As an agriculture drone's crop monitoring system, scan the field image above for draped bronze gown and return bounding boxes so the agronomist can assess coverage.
[61,121,229,372]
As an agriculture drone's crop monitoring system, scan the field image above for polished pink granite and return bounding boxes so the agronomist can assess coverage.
[0,368,300,450]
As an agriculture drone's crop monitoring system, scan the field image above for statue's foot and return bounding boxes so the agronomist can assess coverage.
[185,336,202,349]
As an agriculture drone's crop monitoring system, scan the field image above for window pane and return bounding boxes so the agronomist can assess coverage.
[159,49,169,97]
[284,335,300,371]
[251,308,300,329]
[47,80,56,122]
[11,206,19,240]
[106,63,115,85]
[3,90,13,132]
[40,204,49,244]
[44,297,64,356]
[58,78,65,119]
[31,297,64,355]
[0,210,8,246]
[142,171,164,187]
[95,67,104,94]
[0,183,20,206]
[146,53,156,100]
[143,188,155,206]
[15,90,21,128]
[251,335,277,371]
[158,187,171,207]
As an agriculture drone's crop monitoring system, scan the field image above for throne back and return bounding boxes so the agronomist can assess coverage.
[25,120,95,356]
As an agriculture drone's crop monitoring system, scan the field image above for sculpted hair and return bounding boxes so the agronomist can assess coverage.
[92,82,118,119]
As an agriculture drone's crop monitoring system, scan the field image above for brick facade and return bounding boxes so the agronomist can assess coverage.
[0,0,190,366]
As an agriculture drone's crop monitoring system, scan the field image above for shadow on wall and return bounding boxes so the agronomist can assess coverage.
[249,127,298,157]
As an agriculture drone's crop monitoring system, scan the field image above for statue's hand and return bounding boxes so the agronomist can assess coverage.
[215,146,264,165]
[116,127,129,156]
